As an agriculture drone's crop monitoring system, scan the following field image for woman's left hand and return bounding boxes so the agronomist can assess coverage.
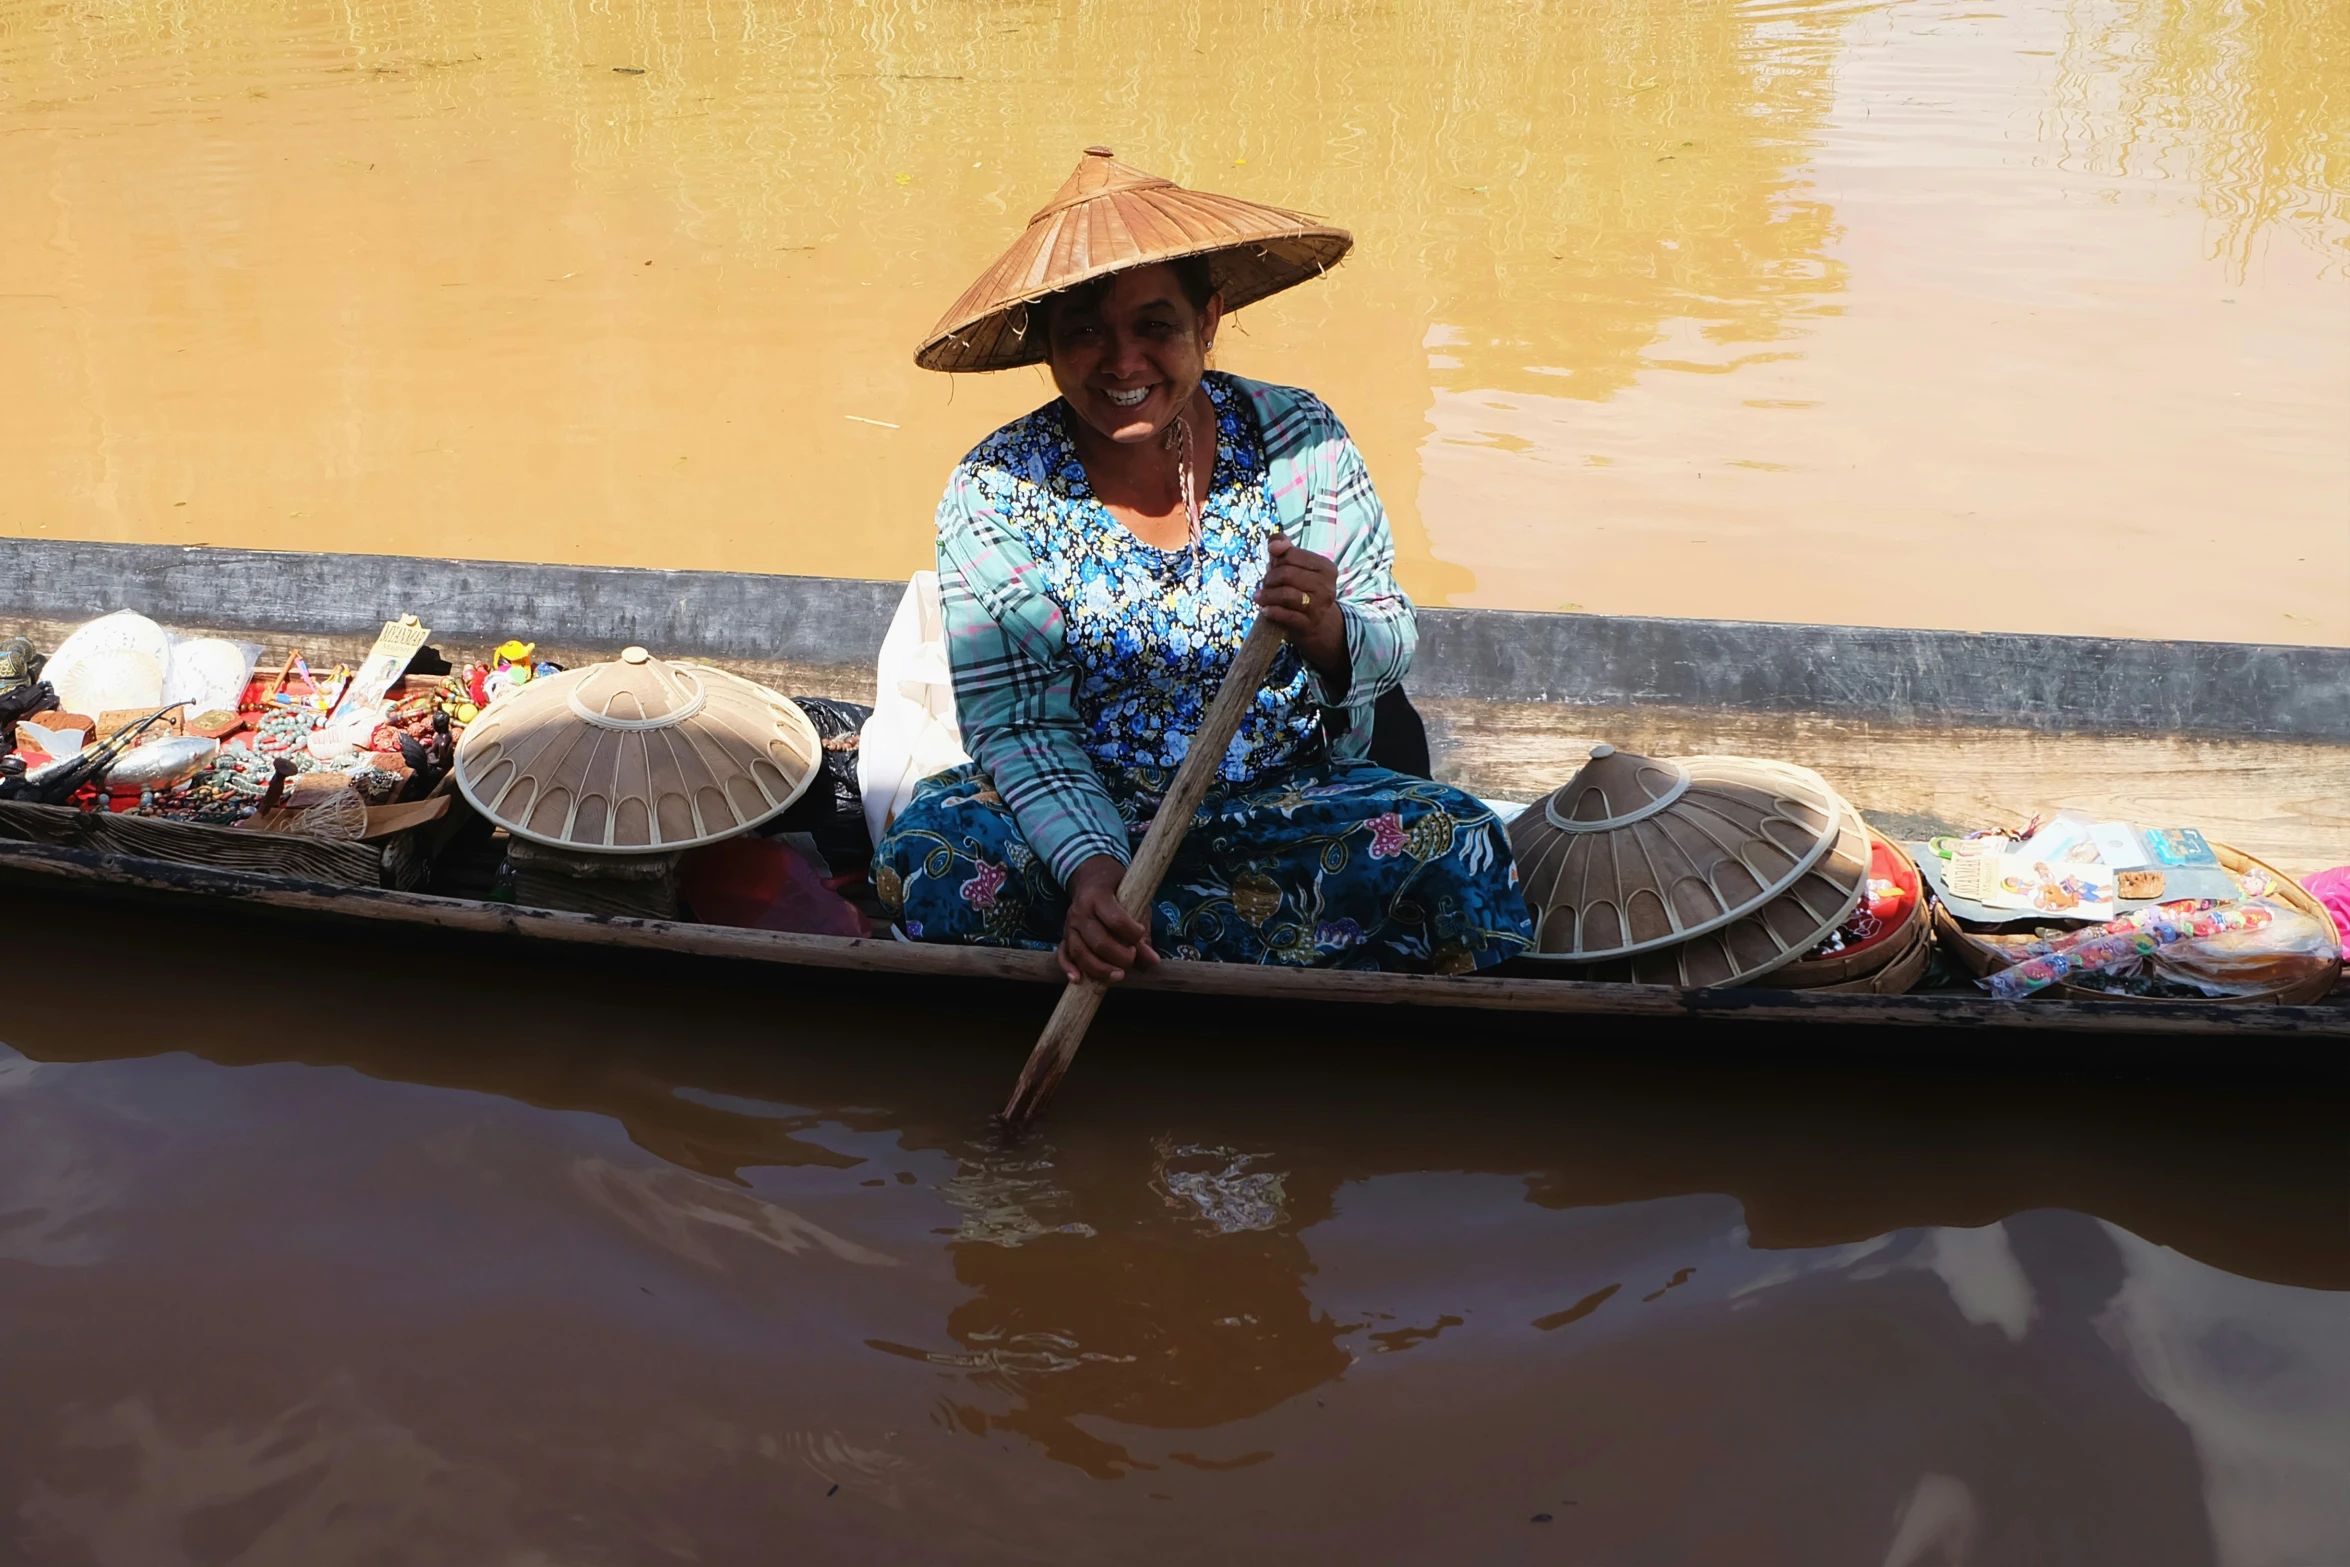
[1257,533,1348,692]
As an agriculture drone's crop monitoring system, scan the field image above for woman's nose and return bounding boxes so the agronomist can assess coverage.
[1106,328,1152,378]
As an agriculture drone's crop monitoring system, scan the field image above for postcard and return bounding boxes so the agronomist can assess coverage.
[1981,855,2118,920]
[1943,835,2010,900]
[329,615,431,726]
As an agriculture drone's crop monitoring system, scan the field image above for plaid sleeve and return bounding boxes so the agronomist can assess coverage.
[935,465,1130,883]
[1252,386,1417,746]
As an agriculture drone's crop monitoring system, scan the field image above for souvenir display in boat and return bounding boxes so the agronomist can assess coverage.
[1919,825,2342,1005]
[0,599,2334,1023]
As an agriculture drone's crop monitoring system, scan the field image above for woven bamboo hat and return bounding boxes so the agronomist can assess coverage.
[915,146,1354,373]
[1507,744,1868,985]
[453,648,822,854]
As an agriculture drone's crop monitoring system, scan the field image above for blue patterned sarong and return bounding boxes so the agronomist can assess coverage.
[874,757,1532,974]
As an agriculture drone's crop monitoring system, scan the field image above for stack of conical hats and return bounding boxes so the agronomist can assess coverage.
[916,147,1354,373]
[454,647,821,853]
[1508,745,1873,987]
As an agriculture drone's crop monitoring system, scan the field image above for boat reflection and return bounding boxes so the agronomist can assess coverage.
[9,914,2340,1293]
[3,898,2343,1552]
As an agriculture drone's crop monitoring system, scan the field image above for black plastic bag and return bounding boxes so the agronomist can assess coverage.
[768,696,875,877]
[0,678,59,755]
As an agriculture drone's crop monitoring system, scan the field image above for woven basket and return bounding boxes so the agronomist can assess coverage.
[1932,840,2342,1006]
[1784,910,1935,995]
[505,836,683,920]
[1758,826,1932,994]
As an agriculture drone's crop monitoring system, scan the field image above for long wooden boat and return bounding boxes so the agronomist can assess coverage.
[4,539,2347,1046]
[5,833,2345,1045]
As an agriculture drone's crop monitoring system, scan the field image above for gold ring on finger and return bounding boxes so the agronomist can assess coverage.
[1300,591,1312,607]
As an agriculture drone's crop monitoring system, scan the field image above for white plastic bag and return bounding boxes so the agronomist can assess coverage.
[163,636,262,716]
[856,571,970,845]
[44,611,171,716]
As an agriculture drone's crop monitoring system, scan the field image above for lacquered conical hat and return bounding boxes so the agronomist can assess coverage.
[454,648,821,854]
[1508,745,1868,985]
[915,146,1354,373]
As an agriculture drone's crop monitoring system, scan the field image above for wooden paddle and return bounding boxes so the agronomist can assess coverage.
[1001,614,1288,1128]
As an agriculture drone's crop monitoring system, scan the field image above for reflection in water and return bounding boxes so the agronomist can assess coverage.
[2,0,2342,640]
[893,1134,1348,1480]
[1919,1221,2037,1339]
[1394,0,1862,406]
[0,1056,131,1268]
[571,1156,902,1269]
[1,899,2343,1559]
[19,1381,487,1565]
[2050,0,2350,278]
[2100,1225,2350,1567]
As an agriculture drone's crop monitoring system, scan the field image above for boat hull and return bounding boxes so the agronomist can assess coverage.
[5,838,2343,1050]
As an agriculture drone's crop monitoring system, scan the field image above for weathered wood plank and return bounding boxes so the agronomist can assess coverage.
[1423,700,2350,881]
[6,538,2344,738]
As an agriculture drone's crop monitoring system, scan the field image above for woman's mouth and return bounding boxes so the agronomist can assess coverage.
[1104,385,1153,409]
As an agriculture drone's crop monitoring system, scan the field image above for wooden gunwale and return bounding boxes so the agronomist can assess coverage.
[3,838,2343,1038]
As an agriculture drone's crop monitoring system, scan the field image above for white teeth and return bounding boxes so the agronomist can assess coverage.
[1105,386,1151,407]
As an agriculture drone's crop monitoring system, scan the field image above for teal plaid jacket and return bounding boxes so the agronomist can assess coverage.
[933,375,1417,885]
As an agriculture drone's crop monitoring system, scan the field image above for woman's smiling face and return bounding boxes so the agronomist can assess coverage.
[1044,263,1224,445]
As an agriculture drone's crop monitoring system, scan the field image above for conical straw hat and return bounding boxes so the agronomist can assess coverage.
[1507,745,1867,985]
[916,146,1354,373]
[454,648,822,854]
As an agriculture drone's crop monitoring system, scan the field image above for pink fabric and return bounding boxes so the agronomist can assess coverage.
[2304,866,2350,946]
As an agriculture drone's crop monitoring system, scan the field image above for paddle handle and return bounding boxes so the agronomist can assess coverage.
[1001,615,1289,1127]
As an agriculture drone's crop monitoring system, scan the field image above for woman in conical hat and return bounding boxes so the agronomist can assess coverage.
[877,148,1532,981]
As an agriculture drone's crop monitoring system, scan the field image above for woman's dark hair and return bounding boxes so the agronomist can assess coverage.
[1034,254,1217,341]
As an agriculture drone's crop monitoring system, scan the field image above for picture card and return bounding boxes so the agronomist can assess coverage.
[1982,855,2118,921]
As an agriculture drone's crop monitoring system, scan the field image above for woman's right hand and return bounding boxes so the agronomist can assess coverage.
[1060,854,1160,984]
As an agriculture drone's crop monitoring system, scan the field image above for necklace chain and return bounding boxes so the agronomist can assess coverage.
[1164,405,1204,586]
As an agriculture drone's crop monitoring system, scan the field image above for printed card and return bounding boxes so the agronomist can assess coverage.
[1982,855,2118,921]
[1944,836,2010,900]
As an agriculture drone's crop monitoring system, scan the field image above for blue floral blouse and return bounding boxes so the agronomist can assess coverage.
[935,372,1417,883]
[1023,374,1316,771]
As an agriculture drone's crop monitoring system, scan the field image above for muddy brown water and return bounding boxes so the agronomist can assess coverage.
[1,896,2344,1564]
[2,0,2346,642]
[4,1,2347,1557]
